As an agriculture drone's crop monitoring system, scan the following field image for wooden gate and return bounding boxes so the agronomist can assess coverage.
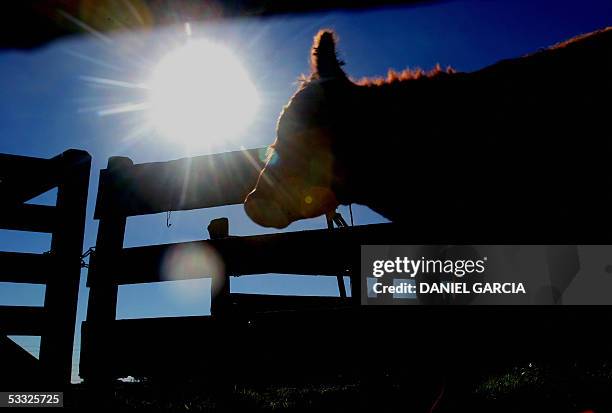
[79,149,413,384]
[0,149,91,387]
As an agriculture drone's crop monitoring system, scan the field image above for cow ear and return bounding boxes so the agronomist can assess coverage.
[311,30,347,80]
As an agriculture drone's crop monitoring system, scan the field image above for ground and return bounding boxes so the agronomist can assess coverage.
[63,360,610,412]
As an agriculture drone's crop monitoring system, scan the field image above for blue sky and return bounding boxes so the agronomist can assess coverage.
[1,0,610,383]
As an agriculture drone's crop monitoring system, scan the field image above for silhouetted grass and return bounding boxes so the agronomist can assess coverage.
[63,361,612,412]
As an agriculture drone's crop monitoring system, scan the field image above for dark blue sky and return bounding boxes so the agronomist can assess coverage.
[1,0,610,382]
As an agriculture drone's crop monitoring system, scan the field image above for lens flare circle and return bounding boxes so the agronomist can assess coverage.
[160,243,225,299]
[149,40,259,148]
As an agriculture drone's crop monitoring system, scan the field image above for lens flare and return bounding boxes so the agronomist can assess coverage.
[160,243,225,300]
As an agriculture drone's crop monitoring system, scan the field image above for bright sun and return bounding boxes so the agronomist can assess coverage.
[149,40,259,148]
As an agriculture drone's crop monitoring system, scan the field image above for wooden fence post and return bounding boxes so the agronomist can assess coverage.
[81,157,132,387]
[209,218,230,317]
[350,251,361,306]
[38,149,90,387]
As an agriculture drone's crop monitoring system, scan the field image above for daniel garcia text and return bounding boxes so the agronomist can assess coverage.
[370,257,526,295]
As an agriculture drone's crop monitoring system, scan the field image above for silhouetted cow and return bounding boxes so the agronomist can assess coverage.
[245,28,612,230]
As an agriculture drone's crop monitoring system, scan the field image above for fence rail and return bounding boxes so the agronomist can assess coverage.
[0,153,60,205]
[90,223,396,285]
[94,148,265,218]
[0,204,58,232]
[0,252,54,284]
[0,305,47,335]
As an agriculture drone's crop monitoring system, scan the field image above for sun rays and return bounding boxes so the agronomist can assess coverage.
[72,14,260,154]
[148,39,260,149]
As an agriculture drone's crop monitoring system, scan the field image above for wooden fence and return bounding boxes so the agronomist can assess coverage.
[79,148,612,385]
[0,149,91,387]
[79,149,419,383]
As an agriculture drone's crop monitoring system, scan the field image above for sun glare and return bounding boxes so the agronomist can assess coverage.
[149,40,259,149]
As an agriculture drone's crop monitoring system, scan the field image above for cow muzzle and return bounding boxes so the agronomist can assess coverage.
[244,191,293,229]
